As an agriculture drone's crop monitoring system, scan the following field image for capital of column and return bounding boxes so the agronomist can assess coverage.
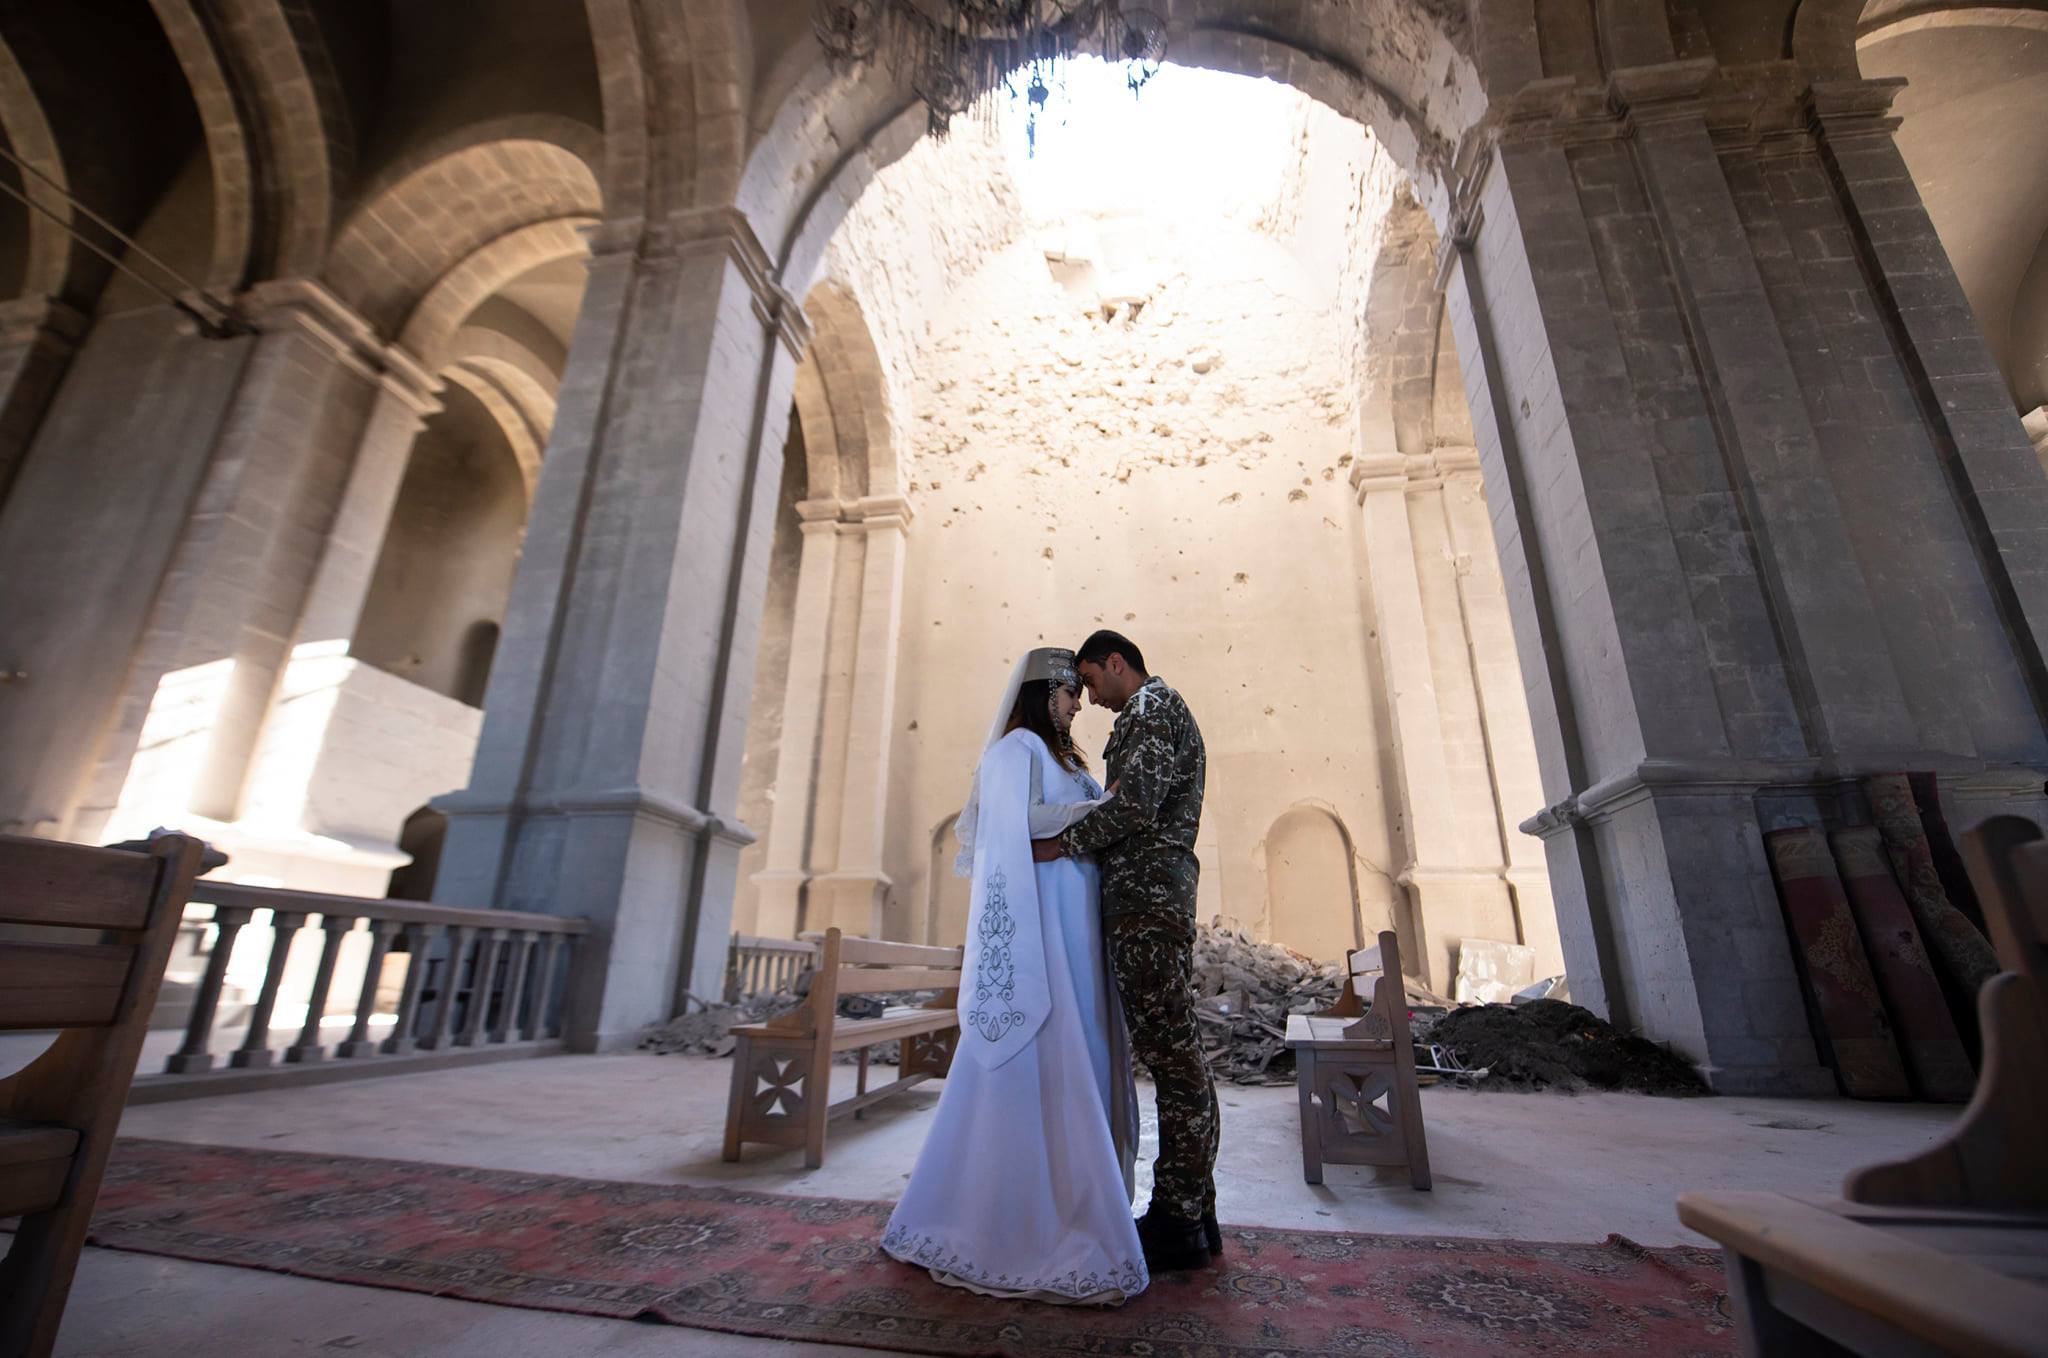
[1516,753,2048,839]
[1349,452,1409,498]
[1351,450,1478,501]
[794,494,915,532]
[434,784,760,848]
[1806,76,1906,136]
[593,207,813,360]
[239,278,440,413]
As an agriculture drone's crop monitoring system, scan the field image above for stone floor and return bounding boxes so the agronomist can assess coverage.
[57,1052,1959,1356]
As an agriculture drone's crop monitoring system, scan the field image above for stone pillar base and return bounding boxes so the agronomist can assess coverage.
[750,870,808,941]
[1398,866,1521,996]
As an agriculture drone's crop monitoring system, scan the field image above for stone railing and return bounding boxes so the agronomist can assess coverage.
[134,881,587,1101]
[724,932,816,1003]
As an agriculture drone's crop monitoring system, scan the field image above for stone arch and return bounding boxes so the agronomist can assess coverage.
[0,33,70,302]
[147,0,356,286]
[441,306,564,499]
[399,218,593,370]
[323,136,601,339]
[747,6,1494,298]
[352,381,533,705]
[582,0,750,228]
[793,279,896,501]
[443,357,550,499]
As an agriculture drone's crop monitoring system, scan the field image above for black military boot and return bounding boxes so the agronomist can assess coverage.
[1137,1206,1211,1271]
[1202,1210,1223,1258]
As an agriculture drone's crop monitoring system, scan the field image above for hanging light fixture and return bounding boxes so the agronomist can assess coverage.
[812,0,1168,139]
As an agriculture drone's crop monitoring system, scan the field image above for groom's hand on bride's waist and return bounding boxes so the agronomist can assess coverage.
[1031,838,1066,863]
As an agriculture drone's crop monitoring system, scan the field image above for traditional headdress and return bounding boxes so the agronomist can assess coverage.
[1021,646,1079,690]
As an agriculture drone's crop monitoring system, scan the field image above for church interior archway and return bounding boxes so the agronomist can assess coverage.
[727,59,1557,982]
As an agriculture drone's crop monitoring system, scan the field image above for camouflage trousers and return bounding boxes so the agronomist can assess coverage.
[1107,914,1219,1222]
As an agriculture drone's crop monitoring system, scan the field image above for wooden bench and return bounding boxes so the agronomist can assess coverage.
[1285,929,1431,1190]
[722,927,961,1168]
[0,832,203,1358]
[1678,814,2048,1357]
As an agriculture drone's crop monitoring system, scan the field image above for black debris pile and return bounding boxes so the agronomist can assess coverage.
[1427,999,1709,1096]
[1189,921,1347,1085]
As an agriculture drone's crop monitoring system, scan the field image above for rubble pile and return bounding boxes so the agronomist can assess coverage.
[1188,921,1348,1085]
[1427,999,1708,1096]
[638,981,936,1067]
[638,991,795,1058]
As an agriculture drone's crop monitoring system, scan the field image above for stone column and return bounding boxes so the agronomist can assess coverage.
[1433,449,1562,976]
[1356,452,1525,990]
[434,208,806,1049]
[0,283,419,841]
[809,493,911,936]
[1438,60,2048,1092]
[70,282,427,839]
[750,498,845,938]
[290,383,442,649]
[0,296,86,508]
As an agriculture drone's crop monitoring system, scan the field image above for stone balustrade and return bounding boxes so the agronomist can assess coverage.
[724,932,817,1003]
[138,882,588,1099]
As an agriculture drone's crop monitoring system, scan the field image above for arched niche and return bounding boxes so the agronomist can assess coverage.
[1264,804,1367,963]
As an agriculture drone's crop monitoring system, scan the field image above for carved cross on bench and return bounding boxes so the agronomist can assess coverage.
[1284,928,1432,1191]
[721,927,962,1169]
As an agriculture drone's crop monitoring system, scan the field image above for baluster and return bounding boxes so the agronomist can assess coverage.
[166,905,254,1074]
[338,919,400,1057]
[286,915,355,1063]
[524,933,565,1039]
[490,930,537,1044]
[381,922,443,1055]
[230,910,307,1068]
[455,928,506,1047]
[417,924,474,1051]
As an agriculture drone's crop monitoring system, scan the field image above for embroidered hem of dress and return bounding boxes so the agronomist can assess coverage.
[926,1267,1131,1307]
[880,1226,1146,1306]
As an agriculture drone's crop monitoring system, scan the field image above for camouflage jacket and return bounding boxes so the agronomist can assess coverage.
[1059,676,1206,933]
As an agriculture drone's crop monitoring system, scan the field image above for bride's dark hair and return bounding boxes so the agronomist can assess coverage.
[1006,678,1086,774]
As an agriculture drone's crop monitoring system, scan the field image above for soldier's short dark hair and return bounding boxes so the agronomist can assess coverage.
[1076,629,1146,677]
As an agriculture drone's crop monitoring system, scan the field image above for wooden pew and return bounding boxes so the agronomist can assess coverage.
[722,928,961,1169]
[1284,928,1431,1190]
[0,832,203,1358]
[1678,814,2048,1357]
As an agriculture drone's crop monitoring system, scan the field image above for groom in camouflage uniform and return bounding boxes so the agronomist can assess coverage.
[1033,629,1219,1270]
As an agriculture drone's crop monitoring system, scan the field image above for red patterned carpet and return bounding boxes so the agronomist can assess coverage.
[84,1139,1735,1356]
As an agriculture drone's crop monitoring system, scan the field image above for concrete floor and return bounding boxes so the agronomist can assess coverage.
[57,1051,1959,1356]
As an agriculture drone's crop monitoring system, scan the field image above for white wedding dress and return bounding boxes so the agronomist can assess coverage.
[880,727,1148,1305]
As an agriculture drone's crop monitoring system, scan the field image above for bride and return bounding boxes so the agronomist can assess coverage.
[880,647,1148,1305]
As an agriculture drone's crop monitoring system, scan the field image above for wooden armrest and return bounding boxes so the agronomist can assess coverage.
[1676,1191,2048,1358]
[0,1116,82,1217]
